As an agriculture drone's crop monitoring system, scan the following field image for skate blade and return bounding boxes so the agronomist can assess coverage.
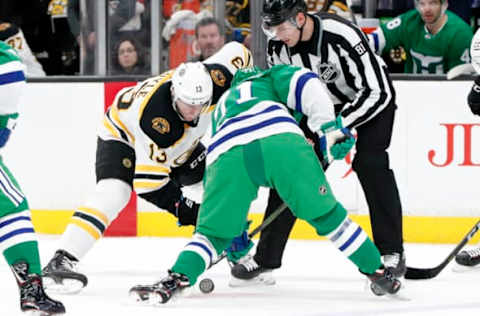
[24,310,62,316]
[229,273,276,288]
[43,277,85,294]
[129,289,163,305]
[364,279,410,301]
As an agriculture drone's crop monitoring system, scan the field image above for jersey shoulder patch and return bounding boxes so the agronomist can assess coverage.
[140,82,185,148]
[204,63,234,105]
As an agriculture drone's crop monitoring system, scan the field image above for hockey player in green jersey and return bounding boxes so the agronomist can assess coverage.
[129,64,403,304]
[0,41,65,314]
[368,0,473,74]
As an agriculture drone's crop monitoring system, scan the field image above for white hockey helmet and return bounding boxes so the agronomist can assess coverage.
[171,62,213,108]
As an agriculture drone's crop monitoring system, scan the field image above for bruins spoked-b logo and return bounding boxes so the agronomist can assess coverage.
[210,69,226,87]
[317,62,339,83]
[152,117,170,134]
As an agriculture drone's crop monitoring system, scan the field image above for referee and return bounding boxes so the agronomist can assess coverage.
[231,0,405,284]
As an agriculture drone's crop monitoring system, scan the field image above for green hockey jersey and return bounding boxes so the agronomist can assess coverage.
[369,10,473,74]
[207,64,335,165]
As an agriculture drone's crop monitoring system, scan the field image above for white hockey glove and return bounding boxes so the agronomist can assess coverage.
[319,116,355,161]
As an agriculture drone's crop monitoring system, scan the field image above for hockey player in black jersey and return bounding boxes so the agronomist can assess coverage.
[231,0,405,285]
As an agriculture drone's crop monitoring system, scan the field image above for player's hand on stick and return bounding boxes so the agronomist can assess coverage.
[319,116,355,161]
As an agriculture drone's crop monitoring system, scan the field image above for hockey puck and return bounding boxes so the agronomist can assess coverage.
[199,278,214,294]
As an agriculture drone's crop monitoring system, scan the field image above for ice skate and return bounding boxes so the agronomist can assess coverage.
[229,255,276,287]
[129,271,190,305]
[42,250,87,294]
[12,261,66,315]
[382,252,406,278]
[453,248,480,272]
[366,268,402,299]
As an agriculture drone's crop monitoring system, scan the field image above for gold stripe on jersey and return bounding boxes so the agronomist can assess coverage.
[138,72,174,121]
[202,104,216,113]
[109,105,135,144]
[70,218,102,240]
[102,115,121,139]
[242,45,253,68]
[135,164,170,174]
[133,178,169,190]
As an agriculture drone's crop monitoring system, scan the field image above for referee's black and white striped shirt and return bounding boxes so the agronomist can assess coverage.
[267,12,395,129]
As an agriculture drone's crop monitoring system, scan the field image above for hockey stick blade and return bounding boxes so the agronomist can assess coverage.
[405,219,480,280]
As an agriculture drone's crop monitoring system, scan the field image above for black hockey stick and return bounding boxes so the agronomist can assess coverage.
[405,219,480,280]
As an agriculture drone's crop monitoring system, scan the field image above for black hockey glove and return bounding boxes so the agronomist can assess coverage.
[468,77,480,116]
[174,196,200,226]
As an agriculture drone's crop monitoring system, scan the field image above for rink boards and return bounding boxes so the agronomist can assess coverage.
[5,79,480,243]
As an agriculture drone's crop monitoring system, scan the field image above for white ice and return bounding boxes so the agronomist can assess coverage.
[2,235,480,316]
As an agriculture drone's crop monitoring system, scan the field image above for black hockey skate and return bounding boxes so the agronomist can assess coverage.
[455,248,480,267]
[42,250,88,294]
[230,255,275,287]
[366,268,402,296]
[12,261,66,315]
[382,252,406,278]
[129,271,190,305]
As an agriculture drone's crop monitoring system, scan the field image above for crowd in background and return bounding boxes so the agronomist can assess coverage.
[0,0,479,76]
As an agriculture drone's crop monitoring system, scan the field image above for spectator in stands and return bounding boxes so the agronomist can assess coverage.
[192,16,225,61]
[368,0,473,74]
[110,36,148,75]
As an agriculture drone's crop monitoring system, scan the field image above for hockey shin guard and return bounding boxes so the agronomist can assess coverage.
[308,203,381,274]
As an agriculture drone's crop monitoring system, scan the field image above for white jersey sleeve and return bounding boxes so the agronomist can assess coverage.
[471,28,480,75]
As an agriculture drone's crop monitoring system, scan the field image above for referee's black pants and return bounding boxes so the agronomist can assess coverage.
[253,103,403,269]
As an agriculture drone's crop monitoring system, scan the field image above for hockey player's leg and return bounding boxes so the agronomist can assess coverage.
[307,204,401,296]
[0,185,65,314]
[129,233,231,304]
[265,134,402,297]
[43,139,135,293]
[353,105,405,278]
[43,178,132,293]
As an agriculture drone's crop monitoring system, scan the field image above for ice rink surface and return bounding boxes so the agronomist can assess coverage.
[2,235,480,316]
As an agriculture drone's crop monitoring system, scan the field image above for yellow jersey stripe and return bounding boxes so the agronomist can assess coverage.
[133,178,169,190]
[110,105,135,144]
[102,117,120,139]
[135,165,170,174]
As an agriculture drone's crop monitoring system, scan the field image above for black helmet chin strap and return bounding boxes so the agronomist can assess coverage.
[295,13,306,43]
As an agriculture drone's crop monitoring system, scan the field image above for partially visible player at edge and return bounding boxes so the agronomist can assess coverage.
[129,64,403,305]
[455,28,480,268]
[41,41,253,294]
[0,40,65,315]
